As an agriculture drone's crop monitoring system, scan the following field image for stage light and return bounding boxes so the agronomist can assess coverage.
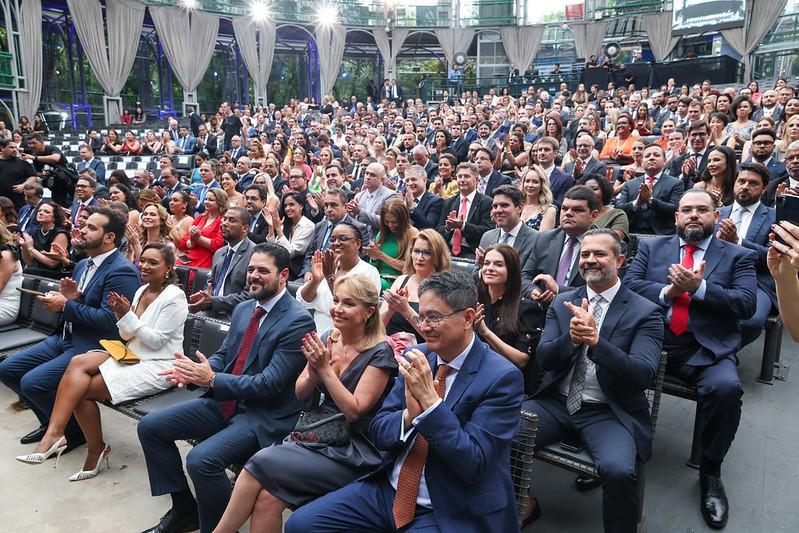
[179,0,199,10]
[316,4,338,25]
[250,1,270,22]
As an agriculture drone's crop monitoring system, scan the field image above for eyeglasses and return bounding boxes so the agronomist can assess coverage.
[329,235,355,243]
[413,308,467,328]
[752,140,774,146]
[412,248,432,258]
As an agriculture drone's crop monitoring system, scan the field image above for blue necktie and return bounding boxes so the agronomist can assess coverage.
[197,186,208,206]
[321,223,334,251]
[213,248,235,296]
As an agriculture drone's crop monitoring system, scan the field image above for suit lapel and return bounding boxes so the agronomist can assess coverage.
[598,286,629,339]
[243,294,289,373]
[702,237,723,278]
[441,340,481,409]
[745,204,768,242]
[82,251,116,295]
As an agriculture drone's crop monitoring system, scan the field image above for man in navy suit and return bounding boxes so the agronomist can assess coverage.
[450,123,470,162]
[523,229,664,532]
[302,188,371,273]
[476,185,538,271]
[717,162,776,345]
[404,165,443,230]
[616,143,684,235]
[474,147,511,197]
[745,128,788,206]
[667,120,711,188]
[138,243,316,533]
[564,133,608,179]
[76,144,106,184]
[0,208,139,448]
[538,136,575,206]
[435,162,494,259]
[175,126,197,155]
[286,270,524,533]
[625,189,758,529]
[69,176,100,223]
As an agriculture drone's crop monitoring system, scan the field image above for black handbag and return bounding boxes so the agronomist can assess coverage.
[290,410,351,447]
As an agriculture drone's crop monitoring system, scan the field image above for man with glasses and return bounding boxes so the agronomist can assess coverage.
[347,162,397,231]
[766,141,799,205]
[474,147,511,197]
[668,120,711,188]
[522,229,664,531]
[625,190,758,529]
[303,188,370,274]
[287,167,324,223]
[743,129,787,205]
[70,176,99,223]
[286,270,523,533]
[565,134,608,179]
[404,165,443,230]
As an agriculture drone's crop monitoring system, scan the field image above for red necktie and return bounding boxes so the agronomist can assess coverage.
[646,175,655,187]
[451,196,468,256]
[393,364,451,529]
[219,306,267,419]
[669,244,698,336]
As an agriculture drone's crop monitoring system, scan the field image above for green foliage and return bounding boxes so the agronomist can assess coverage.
[332,57,376,101]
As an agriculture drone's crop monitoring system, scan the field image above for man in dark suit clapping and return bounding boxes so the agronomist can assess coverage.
[625,190,758,529]
[404,165,443,230]
[435,162,494,260]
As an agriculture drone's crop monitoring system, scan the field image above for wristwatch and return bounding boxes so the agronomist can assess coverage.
[208,372,217,388]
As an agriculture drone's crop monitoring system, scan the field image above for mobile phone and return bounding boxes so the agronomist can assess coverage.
[17,287,46,297]
[776,194,799,244]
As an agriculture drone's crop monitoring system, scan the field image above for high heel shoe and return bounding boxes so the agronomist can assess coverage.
[16,436,67,467]
[68,444,111,482]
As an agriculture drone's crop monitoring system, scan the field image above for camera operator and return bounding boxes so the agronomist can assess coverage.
[20,133,77,208]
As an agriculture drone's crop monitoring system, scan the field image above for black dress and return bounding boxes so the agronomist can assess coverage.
[244,338,396,508]
[385,275,419,336]
[24,227,69,279]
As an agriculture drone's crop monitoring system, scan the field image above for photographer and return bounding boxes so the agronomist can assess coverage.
[21,134,77,208]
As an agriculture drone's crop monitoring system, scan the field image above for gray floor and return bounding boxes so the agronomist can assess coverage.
[0,333,797,532]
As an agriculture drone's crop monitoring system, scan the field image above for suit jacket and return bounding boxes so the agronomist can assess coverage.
[761,162,791,207]
[368,339,523,533]
[76,159,106,184]
[160,182,190,211]
[302,215,372,273]
[209,238,256,317]
[521,228,585,295]
[423,159,439,181]
[176,135,196,154]
[668,151,709,188]
[436,192,494,259]
[451,138,469,163]
[248,212,270,244]
[482,170,512,198]
[410,191,444,230]
[564,157,607,179]
[624,235,758,365]
[548,167,575,206]
[195,134,217,157]
[189,113,203,137]
[615,173,684,235]
[478,224,538,273]
[229,146,245,163]
[208,294,316,448]
[534,285,664,461]
[17,201,42,234]
[718,203,777,308]
[62,251,141,353]
[70,196,99,222]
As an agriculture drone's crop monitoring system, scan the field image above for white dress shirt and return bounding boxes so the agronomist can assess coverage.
[558,279,621,403]
[389,334,476,508]
[658,235,712,324]
[497,221,523,246]
[730,201,759,244]
[80,248,117,289]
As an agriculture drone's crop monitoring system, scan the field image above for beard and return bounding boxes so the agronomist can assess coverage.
[580,265,617,285]
[74,234,104,251]
[249,277,279,301]
[677,221,714,242]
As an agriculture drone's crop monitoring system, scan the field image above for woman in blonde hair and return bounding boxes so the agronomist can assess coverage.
[215,274,395,533]
[521,166,557,231]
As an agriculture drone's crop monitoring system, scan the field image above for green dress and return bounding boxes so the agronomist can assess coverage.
[370,231,401,291]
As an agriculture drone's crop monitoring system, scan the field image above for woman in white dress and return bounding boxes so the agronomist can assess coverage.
[0,221,22,326]
[16,242,188,481]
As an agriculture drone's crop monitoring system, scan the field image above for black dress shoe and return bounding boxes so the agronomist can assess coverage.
[521,497,542,527]
[140,508,200,533]
[19,425,46,445]
[574,473,602,492]
[700,475,729,529]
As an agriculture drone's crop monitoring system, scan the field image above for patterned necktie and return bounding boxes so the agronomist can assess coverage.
[213,248,235,296]
[321,222,334,251]
[500,232,512,244]
[451,196,468,256]
[555,237,578,286]
[669,244,698,336]
[393,364,451,528]
[219,306,267,419]
[566,295,605,415]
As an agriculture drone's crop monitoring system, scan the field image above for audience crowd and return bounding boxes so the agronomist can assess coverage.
[1,73,799,533]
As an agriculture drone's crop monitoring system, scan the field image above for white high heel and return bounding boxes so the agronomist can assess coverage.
[16,436,68,467]
[68,444,111,482]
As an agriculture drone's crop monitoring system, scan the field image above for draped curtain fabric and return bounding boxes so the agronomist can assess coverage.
[722,0,787,80]
[316,23,347,97]
[499,26,545,72]
[150,6,219,101]
[17,0,43,122]
[232,16,276,104]
[372,28,410,79]
[569,21,608,60]
[435,28,475,67]
[66,0,145,124]
[643,11,680,62]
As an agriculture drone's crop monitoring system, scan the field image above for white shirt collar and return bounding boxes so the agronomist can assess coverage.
[504,220,523,238]
[462,189,477,203]
[586,278,622,306]
[436,333,475,372]
[257,287,286,314]
[679,234,713,252]
[732,200,760,214]
[227,239,245,253]
[88,247,117,269]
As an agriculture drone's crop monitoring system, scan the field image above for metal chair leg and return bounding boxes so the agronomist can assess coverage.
[687,403,701,469]
[758,318,782,384]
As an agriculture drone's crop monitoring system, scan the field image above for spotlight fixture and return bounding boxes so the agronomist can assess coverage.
[316,4,338,25]
[179,0,199,10]
[250,0,270,22]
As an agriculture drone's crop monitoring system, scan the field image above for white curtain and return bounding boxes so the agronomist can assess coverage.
[643,11,680,62]
[150,6,218,103]
[499,26,545,72]
[570,20,608,60]
[373,28,409,79]
[66,0,145,124]
[316,23,347,97]
[435,28,475,67]
[16,0,42,122]
[722,0,787,81]
[232,16,276,104]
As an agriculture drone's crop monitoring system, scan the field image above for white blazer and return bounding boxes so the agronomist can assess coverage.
[116,283,188,361]
[274,215,315,258]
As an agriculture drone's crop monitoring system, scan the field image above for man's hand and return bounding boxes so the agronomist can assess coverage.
[636,181,652,206]
[573,157,584,177]
[668,261,706,293]
[474,246,486,267]
[38,291,68,313]
[346,198,361,216]
[445,210,463,231]
[59,277,81,301]
[160,351,214,388]
[153,185,167,199]
[564,299,599,347]
[396,349,440,413]
[188,283,213,312]
[716,218,739,244]
[681,156,696,177]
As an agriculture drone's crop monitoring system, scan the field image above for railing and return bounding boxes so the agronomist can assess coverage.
[594,0,664,18]
[761,12,799,45]
[424,73,581,101]
[0,51,14,89]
